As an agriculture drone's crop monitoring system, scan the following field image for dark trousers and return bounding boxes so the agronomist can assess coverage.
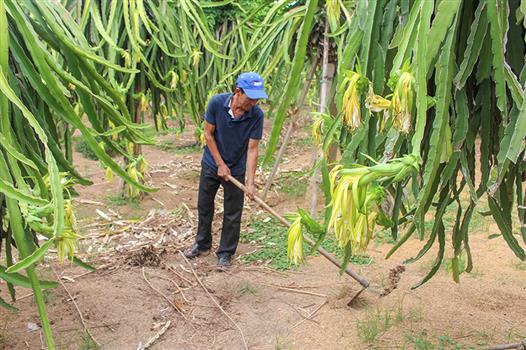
[195,164,245,257]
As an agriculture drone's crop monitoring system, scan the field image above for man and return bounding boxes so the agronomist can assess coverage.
[184,72,268,267]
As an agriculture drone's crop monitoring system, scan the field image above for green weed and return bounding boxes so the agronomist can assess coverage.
[106,195,142,209]
[403,331,476,350]
[467,267,484,278]
[276,170,309,198]
[374,229,396,245]
[0,320,7,345]
[158,140,201,154]
[79,331,101,350]
[42,289,55,304]
[74,136,100,160]
[290,134,314,147]
[238,280,258,295]
[514,261,526,271]
[357,302,423,347]
[240,217,373,270]
[239,218,293,270]
[273,336,283,350]
[319,237,374,265]
[357,307,401,343]
[179,169,200,180]
[403,330,434,350]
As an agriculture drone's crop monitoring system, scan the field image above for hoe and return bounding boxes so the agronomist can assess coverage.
[227,175,369,304]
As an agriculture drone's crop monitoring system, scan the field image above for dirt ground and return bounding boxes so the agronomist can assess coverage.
[1,119,525,350]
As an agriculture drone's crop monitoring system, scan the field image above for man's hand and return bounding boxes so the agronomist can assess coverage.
[217,163,231,181]
[246,183,257,200]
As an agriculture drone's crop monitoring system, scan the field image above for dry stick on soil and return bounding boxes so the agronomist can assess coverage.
[142,268,187,316]
[152,197,165,207]
[275,286,327,298]
[141,268,199,331]
[484,340,526,350]
[55,322,120,333]
[52,269,100,347]
[151,272,190,303]
[290,300,328,330]
[75,199,105,206]
[137,320,171,350]
[270,282,329,289]
[167,265,195,286]
[277,298,320,325]
[180,252,249,350]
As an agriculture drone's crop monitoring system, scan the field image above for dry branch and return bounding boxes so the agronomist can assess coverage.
[290,300,328,330]
[276,286,327,298]
[142,268,185,316]
[180,252,249,350]
[137,321,171,350]
[484,340,526,350]
[52,269,100,347]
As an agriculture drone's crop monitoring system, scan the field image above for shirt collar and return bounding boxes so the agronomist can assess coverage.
[228,98,234,119]
[224,93,253,120]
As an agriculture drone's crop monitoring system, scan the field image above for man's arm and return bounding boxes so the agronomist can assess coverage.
[246,138,259,200]
[204,121,231,180]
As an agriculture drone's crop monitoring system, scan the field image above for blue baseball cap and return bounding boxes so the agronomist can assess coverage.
[236,72,268,100]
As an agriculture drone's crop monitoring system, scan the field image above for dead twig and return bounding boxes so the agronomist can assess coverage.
[277,298,320,325]
[167,265,195,286]
[182,203,195,219]
[137,321,171,350]
[484,340,526,350]
[276,286,327,298]
[55,322,120,333]
[290,300,328,330]
[75,199,104,206]
[71,269,96,280]
[152,197,165,207]
[270,282,329,290]
[15,293,33,301]
[142,268,182,313]
[180,252,249,350]
[141,267,197,332]
[52,269,100,347]
[151,273,190,303]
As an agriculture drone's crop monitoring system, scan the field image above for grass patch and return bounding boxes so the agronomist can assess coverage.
[240,217,373,270]
[403,331,477,350]
[356,303,426,347]
[106,195,142,209]
[74,136,100,160]
[42,289,55,304]
[290,134,314,147]
[374,228,396,245]
[158,140,201,154]
[357,305,405,343]
[319,236,374,265]
[240,218,292,270]
[276,170,309,198]
[179,169,200,180]
[466,267,484,278]
[514,261,526,271]
[79,331,101,350]
[237,280,258,295]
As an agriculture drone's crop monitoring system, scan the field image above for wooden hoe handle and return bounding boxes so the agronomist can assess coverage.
[227,175,369,289]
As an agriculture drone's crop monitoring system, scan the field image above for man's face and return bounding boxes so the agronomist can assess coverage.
[232,88,259,114]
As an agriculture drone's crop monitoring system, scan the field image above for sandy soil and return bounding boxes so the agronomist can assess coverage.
[1,120,525,350]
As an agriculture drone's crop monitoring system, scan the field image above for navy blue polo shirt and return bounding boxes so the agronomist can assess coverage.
[201,93,264,176]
